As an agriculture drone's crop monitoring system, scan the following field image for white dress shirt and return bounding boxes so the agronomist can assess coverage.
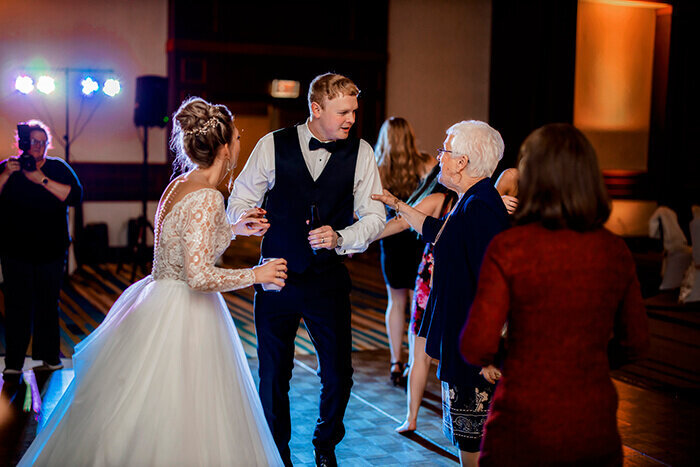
[227,120,385,255]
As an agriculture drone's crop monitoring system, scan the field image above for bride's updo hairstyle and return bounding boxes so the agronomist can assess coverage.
[170,97,235,172]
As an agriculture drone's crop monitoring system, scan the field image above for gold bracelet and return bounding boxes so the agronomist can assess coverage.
[394,199,402,218]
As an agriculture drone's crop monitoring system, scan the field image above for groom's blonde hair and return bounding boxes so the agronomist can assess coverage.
[308,73,360,112]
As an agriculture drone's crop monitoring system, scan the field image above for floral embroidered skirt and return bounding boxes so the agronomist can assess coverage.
[441,380,495,452]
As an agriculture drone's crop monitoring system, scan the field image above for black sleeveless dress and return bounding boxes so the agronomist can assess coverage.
[380,219,424,289]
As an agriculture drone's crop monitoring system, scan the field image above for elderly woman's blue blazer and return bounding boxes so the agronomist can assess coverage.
[419,178,510,386]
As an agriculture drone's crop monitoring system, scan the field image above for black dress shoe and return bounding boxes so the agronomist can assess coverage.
[313,449,337,467]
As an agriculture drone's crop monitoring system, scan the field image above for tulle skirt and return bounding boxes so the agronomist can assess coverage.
[19,277,283,466]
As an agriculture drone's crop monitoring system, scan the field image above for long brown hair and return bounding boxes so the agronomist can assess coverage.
[375,117,431,200]
[514,123,611,231]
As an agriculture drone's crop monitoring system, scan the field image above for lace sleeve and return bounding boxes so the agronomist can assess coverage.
[181,189,255,292]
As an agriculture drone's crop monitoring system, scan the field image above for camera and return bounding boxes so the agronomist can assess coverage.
[17,123,37,172]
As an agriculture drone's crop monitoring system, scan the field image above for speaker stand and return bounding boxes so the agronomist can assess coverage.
[129,125,154,282]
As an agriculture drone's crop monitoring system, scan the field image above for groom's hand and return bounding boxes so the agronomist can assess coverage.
[308,225,338,250]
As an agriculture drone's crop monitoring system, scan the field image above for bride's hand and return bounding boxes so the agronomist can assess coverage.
[233,207,270,237]
[252,258,287,287]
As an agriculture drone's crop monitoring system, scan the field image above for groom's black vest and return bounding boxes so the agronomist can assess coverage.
[261,126,359,274]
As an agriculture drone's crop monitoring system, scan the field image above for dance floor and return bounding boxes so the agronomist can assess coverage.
[1,236,698,465]
[1,350,696,466]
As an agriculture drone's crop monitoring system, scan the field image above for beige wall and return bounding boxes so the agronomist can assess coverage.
[0,0,168,246]
[386,0,492,153]
[605,199,659,237]
[574,0,663,171]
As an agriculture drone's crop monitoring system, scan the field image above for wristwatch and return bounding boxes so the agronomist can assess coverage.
[336,231,344,248]
[42,177,49,185]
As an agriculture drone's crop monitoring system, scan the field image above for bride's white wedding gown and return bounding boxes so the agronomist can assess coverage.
[19,188,283,466]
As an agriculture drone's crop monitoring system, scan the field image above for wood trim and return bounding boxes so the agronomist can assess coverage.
[179,56,207,84]
[169,39,387,62]
[72,163,171,202]
[603,170,651,200]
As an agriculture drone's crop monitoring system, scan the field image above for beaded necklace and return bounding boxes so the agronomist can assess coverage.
[429,193,465,289]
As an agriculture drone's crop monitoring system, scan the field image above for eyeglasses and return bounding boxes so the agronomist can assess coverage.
[436,148,467,159]
[436,148,449,159]
[30,138,47,147]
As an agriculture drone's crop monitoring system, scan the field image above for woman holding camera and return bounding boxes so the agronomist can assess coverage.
[0,120,83,375]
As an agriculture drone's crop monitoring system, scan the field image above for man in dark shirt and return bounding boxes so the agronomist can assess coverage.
[0,120,83,375]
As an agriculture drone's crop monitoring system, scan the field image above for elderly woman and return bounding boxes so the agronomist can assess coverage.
[373,120,509,466]
[460,123,650,466]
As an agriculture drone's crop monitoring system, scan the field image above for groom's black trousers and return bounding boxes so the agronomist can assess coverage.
[254,263,353,462]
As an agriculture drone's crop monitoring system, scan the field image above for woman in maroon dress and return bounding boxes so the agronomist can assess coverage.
[460,123,649,466]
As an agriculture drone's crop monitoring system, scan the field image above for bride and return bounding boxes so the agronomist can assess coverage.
[19,97,286,466]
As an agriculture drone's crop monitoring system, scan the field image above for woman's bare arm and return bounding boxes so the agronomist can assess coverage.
[374,193,447,241]
[495,168,519,196]
[372,189,435,236]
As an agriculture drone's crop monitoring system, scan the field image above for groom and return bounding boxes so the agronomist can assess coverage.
[228,73,385,466]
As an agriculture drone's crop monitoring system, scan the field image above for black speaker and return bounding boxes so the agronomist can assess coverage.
[134,75,168,128]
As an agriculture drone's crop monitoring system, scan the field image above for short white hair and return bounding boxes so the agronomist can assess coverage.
[446,120,504,178]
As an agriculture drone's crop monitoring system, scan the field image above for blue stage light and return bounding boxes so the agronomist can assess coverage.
[81,77,99,96]
[15,75,34,94]
[103,78,120,97]
[36,75,56,94]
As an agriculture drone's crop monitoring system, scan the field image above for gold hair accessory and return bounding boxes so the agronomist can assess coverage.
[184,117,218,136]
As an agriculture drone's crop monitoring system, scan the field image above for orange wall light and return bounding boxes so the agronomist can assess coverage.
[574,0,670,170]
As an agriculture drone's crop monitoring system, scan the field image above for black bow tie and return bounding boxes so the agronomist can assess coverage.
[309,138,338,152]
